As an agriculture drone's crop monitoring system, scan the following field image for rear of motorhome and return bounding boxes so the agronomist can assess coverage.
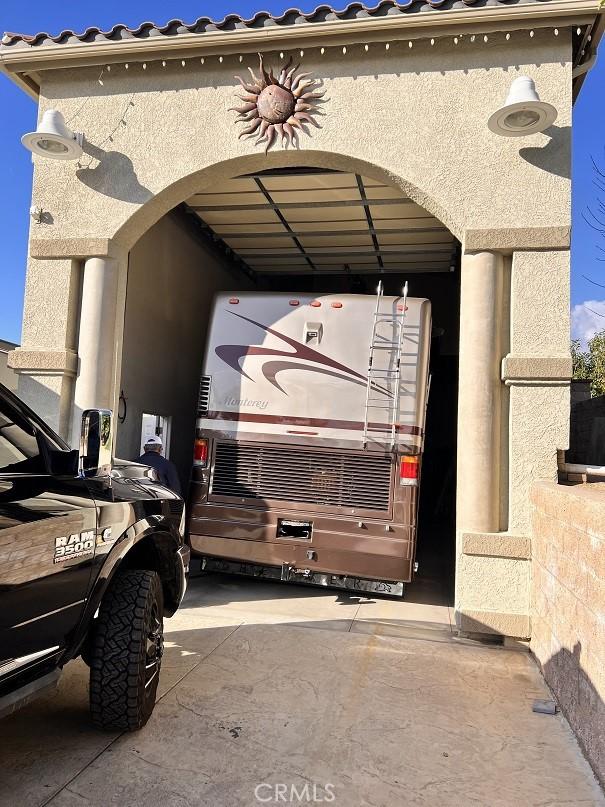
[188,287,431,595]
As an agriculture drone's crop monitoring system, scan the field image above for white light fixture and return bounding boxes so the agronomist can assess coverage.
[488,76,557,137]
[21,109,83,160]
[29,205,43,223]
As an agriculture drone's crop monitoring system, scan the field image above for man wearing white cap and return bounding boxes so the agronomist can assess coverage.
[138,435,181,495]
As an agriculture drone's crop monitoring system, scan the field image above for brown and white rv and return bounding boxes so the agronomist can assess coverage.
[188,285,431,596]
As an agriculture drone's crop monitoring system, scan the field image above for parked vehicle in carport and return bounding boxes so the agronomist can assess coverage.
[189,286,431,597]
[0,383,189,730]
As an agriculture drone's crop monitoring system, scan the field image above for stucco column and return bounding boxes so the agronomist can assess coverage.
[73,257,120,416]
[457,250,504,533]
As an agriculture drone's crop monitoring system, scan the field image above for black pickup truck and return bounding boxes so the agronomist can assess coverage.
[0,382,189,730]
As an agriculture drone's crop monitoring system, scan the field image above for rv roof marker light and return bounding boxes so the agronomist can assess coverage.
[311,301,322,308]
[331,302,343,309]
[488,76,557,137]
[289,299,300,306]
[21,110,84,161]
[228,297,240,304]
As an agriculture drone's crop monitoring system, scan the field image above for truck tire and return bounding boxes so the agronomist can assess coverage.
[89,569,164,731]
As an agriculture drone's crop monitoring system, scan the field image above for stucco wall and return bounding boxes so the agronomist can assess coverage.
[26,28,571,250]
[531,480,605,788]
[116,211,253,488]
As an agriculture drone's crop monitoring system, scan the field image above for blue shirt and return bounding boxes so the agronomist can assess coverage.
[138,451,182,495]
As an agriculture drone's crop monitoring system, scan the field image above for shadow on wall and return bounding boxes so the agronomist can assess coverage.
[540,642,605,790]
[76,141,152,204]
[519,125,571,180]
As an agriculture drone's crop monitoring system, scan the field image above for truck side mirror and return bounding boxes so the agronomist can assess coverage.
[80,409,113,477]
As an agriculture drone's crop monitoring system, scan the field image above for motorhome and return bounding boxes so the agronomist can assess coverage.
[188,285,431,596]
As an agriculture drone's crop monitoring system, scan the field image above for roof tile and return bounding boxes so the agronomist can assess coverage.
[1,0,562,49]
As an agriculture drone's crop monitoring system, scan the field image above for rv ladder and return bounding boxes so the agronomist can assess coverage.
[362,280,409,450]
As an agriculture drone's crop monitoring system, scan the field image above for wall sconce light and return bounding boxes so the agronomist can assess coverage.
[488,76,557,137]
[22,109,84,160]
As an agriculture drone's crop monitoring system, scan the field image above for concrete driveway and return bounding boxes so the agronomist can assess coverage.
[0,572,602,807]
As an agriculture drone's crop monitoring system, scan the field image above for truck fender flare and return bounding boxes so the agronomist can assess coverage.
[64,515,179,663]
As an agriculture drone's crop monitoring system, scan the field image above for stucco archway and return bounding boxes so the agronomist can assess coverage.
[111,150,461,255]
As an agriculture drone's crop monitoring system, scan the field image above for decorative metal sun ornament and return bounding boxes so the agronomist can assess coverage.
[230,54,324,152]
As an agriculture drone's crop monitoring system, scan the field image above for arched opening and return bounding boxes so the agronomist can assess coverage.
[116,158,459,607]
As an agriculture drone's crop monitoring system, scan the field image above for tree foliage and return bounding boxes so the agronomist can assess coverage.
[572,330,605,397]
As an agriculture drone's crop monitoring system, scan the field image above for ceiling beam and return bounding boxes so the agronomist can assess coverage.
[255,266,453,275]
[213,226,453,239]
[253,176,316,272]
[239,249,452,259]
[191,197,414,212]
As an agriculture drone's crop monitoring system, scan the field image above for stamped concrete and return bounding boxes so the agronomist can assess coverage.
[0,573,602,807]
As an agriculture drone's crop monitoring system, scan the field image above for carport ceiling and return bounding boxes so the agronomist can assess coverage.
[185,169,457,275]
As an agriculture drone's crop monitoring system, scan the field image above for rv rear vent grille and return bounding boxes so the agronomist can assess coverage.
[211,442,392,512]
[198,375,211,414]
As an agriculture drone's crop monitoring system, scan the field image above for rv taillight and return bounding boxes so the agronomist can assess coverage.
[400,455,419,486]
[289,299,300,306]
[193,438,209,467]
[331,302,343,309]
[228,298,239,305]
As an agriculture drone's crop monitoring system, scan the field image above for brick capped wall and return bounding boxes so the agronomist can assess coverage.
[531,481,605,787]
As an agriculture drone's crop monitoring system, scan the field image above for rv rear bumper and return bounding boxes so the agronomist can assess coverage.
[188,505,415,583]
[199,556,405,597]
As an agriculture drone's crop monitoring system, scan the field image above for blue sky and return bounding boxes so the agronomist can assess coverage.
[0,2,603,345]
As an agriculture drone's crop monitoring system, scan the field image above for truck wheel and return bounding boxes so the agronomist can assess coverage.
[89,569,164,731]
